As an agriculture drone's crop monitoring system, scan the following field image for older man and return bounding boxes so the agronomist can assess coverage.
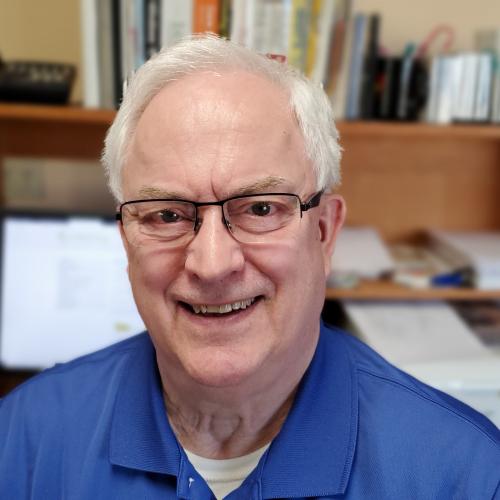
[0,36,499,499]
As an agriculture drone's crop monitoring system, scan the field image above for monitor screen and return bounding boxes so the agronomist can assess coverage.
[0,213,145,369]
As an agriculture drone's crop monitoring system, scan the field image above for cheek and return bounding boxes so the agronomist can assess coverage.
[247,227,324,298]
[127,246,184,295]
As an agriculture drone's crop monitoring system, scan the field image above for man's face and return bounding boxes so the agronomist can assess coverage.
[121,71,344,389]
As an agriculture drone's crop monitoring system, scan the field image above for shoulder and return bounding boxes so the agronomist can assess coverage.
[0,332,151,421]
[322,324,500,446]
[321,325,500,495]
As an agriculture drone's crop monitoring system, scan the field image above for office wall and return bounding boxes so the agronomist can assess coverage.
[1,0,500,104]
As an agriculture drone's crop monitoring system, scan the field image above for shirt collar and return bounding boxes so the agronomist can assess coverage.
[260,323,358,497]
[109,334,181,475]
[109,325,359,497]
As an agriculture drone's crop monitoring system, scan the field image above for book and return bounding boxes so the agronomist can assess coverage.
[145,0,161,58]
[359,13,380,119]
[426,54,457,124]
[160,0,193,48]
[429,230,500,290]
[328,0,354,118]
[475,28,500,123]
[250,0,291,56]
[96,0,116,109]
[304,0,322,78]
[111,0,124,106]
[324,0,351,94]
[473,52,493,122]
[344,12,368,119]
[80,0,100,107]
[218,0,232,39]
[287,0,313,73]
[453,52,479,122]
[229,0,250,46]
[193,0,220,34]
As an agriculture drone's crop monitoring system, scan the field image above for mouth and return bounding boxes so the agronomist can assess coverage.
[179,296,262,317]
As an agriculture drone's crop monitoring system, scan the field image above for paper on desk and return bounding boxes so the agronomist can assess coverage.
[342,300,493,366]
[328,226,394,285]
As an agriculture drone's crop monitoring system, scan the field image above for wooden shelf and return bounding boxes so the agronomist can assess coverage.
[337,120,500,139]
[0,103,115,125]
[326,280,500,301]
[1,103,500,138]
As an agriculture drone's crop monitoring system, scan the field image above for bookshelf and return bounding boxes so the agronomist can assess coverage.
[1,103,500,394]
[1,103,500,302]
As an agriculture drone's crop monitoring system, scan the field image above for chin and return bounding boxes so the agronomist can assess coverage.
[184,349,264,389]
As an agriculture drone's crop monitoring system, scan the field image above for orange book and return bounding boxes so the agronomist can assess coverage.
[193,0,220,34]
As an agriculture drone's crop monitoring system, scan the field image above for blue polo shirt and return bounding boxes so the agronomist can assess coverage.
[1,324,499,499]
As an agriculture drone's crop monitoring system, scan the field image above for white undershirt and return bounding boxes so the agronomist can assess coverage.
[185,444,270,499]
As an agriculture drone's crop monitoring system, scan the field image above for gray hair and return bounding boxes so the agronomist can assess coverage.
[102,34,341,202]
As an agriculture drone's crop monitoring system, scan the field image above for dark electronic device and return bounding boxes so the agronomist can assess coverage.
[0,58,76,105]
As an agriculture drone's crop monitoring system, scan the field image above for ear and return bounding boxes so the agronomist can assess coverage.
[317,194,346,276]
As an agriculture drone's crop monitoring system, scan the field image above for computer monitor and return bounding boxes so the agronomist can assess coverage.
[0,213,145,370]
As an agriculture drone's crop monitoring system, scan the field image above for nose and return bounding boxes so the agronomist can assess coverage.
[184,206,245,282]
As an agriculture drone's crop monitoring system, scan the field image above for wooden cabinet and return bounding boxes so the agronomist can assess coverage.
[1,104,500,393]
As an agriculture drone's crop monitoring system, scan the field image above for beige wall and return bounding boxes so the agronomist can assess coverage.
[0,0,81,102]
[1,0,500,105]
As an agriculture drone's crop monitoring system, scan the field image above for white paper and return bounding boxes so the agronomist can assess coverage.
[343,300,493,365]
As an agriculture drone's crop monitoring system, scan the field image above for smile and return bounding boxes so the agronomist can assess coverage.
[182,297,258,315]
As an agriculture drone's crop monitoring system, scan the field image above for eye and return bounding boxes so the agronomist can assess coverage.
[159,210,181,223]
[250,202,273,216]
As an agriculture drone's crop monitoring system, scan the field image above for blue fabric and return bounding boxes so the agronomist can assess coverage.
[1,324,499,499]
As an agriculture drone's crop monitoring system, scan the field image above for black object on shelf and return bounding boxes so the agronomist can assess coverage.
[0,58,76,105]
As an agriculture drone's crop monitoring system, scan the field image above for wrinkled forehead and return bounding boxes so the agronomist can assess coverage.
[124,70,314,198]
[135,69,305,150]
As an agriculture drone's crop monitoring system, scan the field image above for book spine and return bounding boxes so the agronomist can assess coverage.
[111,0,123,107]
[145,0,160,57]
[80,0,100,107]
[324,0,350,95]
[160,0,193,47]
[288,0,313,73]
[345,12,367,119]
[251,0,291,56]
[360,13,380,119]
[219,0,232,39]
[97,0,116,109]
[193,0,220,34]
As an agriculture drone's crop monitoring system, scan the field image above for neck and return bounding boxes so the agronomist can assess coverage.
[163,385,297,459]
[158,340,317,459]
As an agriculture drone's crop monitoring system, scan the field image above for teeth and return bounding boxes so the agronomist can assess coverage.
[190,298,255,315]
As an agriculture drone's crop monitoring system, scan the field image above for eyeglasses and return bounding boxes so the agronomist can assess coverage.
[117,191,323,247]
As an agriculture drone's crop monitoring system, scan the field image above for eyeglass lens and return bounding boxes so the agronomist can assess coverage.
[121,194,302,246]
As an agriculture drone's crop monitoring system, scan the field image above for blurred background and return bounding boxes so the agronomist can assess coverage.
[0,0,499,427]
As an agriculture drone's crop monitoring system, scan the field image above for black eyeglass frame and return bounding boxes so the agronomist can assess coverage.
[116,190,324,236]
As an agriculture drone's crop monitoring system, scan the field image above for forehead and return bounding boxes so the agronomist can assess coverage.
[124,70,314,199]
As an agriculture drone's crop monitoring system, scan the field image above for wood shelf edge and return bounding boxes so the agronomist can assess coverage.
[0,103,116,126]
[337,120,500,139]
[326,281,500,301]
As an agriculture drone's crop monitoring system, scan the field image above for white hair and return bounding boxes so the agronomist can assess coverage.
[102,34,342,202]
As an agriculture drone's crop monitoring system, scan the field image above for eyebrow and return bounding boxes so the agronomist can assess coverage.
[136,176,291,201]
[137,186,185,199]
[229,176,290,196]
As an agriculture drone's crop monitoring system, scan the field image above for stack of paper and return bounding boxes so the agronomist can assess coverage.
[341,300,500,425]
[328,226,395,288]
[429,230,500,290]
[342,300,493,365]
